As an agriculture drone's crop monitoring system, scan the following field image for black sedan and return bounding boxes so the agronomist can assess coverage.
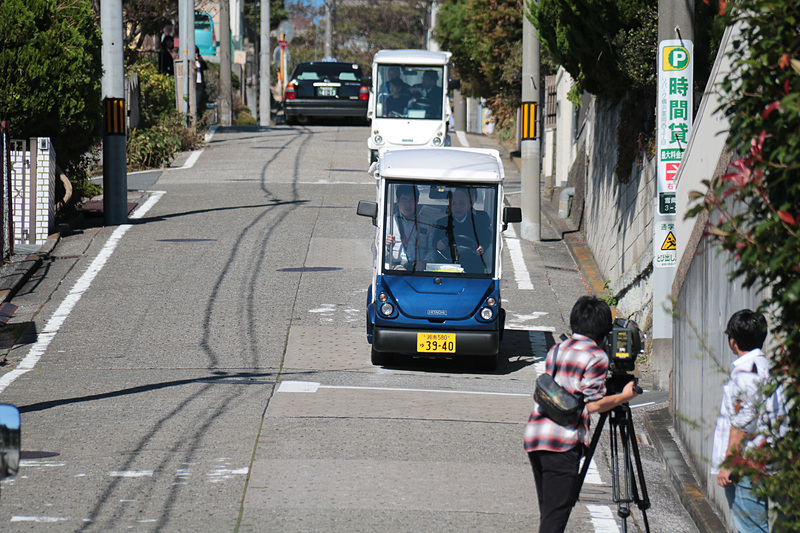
[283,61,370,125]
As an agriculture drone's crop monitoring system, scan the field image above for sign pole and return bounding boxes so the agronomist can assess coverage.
[653,1,694,390]
[520,6,541,242]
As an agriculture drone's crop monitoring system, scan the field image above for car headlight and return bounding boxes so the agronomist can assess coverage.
[374,134,384,145]
[486,296,497,307]
[380,302,395,316]
[432,136,443,146]
[480,307,494,320]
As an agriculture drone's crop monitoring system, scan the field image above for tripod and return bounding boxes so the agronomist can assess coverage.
[574,402,651,532]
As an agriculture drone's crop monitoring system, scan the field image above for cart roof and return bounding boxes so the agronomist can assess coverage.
[372,49,452,66]
[377,147,504,182]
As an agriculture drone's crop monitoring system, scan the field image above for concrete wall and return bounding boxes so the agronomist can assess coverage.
[671,21,755,529]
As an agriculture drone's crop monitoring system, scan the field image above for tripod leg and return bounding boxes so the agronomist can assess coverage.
[573,412,607,505]
[621,406,651,533]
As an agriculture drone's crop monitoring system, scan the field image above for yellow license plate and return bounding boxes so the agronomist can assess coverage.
[417,333,456,353]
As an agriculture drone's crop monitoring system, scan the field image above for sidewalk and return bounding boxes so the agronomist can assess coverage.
[460,130,727,533]
[0,136,727,532]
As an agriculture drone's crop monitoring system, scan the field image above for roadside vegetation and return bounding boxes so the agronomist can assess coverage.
[688,0,800,523]
[0,0,103,201]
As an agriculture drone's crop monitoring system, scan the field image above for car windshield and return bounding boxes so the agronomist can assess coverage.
[382,181,497,277]
[374,65,445,120]
[293,63,363,82]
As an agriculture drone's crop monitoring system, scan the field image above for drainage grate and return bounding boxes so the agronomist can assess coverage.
[277,266,342,272]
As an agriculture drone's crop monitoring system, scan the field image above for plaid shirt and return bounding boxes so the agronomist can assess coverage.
[524,334,609,453]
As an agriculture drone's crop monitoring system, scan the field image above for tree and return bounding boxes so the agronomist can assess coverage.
[688,0,800,525]
[0,0,103,174]
[436,0,522,130]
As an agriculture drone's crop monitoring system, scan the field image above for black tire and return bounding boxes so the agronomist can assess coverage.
[371,347,393,367]
[285,114,297,126]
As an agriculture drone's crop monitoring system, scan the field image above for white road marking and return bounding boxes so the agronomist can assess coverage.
[581,457,604,485]
[503,224,534,290]
[11,516,69,523]
[586,504,621,532]
[110,470,153,478]
[456,131,469,146]
[277,380,528,397]
[175,126,217,169]
[0,191,165,394]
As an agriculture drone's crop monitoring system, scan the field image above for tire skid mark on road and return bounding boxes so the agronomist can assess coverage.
[0,191,165,394]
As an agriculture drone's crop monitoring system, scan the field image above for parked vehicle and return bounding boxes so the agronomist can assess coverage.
[194,12,216,56]
[367,50,460,163]
[357,147,521,370]
[0,404,20,488]
[283,61,370,125]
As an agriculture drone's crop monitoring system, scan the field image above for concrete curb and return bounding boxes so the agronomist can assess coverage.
[644,408,727,532]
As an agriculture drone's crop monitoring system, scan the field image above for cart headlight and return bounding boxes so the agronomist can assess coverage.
[480,307,494,320]
[432,135,443,146]
[486,296,497,307]
[380,302,395,316]
[374,134,384,145]
[378,292,388,302]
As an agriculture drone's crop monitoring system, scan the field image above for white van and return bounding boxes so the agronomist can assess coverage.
[367,50,459,164]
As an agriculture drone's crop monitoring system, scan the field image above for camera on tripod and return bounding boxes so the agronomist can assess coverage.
[604,318,645,394]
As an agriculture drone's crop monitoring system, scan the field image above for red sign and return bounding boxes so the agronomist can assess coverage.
[665,162,679,189]
[279,40,287,51]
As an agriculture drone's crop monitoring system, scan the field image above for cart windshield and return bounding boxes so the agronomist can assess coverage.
[374,65,445,120]
[382,181,497,277]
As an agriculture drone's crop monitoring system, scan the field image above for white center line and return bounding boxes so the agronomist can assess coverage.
[504,224,534,290]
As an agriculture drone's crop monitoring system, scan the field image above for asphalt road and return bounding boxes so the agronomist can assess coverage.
[0,124,697,532]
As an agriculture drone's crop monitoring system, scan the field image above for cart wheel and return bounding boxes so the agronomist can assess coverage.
[371,347,393,366]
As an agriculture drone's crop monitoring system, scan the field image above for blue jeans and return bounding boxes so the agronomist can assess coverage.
[725,477,768,533]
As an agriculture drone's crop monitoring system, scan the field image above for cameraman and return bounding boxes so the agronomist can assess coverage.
[523,296,639,532]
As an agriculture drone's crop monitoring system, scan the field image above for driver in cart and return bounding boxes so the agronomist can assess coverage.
[385,185,428,271]
[429,188,492,274]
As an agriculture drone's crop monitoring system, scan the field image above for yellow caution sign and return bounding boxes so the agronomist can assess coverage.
[521,102,537,141]
[661,231,677,250]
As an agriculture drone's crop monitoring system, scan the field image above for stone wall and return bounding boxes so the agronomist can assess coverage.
[582,98,655,327]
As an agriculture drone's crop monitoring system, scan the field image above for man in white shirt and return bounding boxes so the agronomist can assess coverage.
[711,309,770,533]
[385,185,427,271]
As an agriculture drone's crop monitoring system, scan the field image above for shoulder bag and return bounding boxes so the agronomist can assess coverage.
[533,345,584,427]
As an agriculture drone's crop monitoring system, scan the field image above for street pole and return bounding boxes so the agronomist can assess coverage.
[100,0,127,226]
[324,1,333,58]
[220,0,233,126]
[259,0,271,126]
[520,6,541,242]
[185,7,196,122]
[653,0,694,390]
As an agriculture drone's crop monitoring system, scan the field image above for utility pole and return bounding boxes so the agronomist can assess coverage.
[520,6,541,242]
[101,0,127,225]
[220,0,233,126]
[259,0,271,126]
[653,0,694,390]
[324,1,333,58]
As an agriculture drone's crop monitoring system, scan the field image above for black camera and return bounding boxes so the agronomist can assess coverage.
[604,318,644,393]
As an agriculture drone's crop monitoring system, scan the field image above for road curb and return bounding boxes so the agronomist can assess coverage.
[644,408,728,533]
